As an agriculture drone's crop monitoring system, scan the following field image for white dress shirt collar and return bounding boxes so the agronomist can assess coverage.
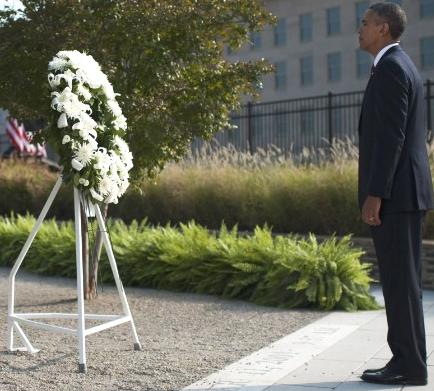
[373,42,400,67]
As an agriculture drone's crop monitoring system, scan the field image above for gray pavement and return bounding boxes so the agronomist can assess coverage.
[0,267,324,391]
[183,285,434,391]
[2,266,434,390]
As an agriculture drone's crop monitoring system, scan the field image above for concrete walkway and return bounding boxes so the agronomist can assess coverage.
[182,285,434,391]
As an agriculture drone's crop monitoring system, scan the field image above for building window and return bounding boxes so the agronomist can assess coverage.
[249,31,262,50]
[327,52,342,82]
[356,1,369,28]
[327,7,341,36]
[300,13,313,43]
[274,18,287,47]
[421,0,434,18]
[356,49,371,78]
[274,61,287,90]
[301,109,314,133]
[421,36,434,69]
[300,56,313,86]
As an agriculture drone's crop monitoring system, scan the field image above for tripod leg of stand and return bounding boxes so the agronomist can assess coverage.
[14,322,39,354]
[7,176,63,352]
[74,188,87,373]
[94,204,142,351]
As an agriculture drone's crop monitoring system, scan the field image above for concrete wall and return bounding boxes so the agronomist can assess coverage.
[350,236,434,290]
[226,0,434,102]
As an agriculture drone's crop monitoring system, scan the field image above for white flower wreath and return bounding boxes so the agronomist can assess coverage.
[47,50,133,205]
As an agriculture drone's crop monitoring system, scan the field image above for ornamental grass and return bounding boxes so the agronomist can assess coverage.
[2,138,433,237]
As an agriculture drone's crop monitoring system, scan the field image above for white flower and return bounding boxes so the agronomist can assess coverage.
[113,135,129,154]
[48,57,69,71]
[51,87,73,111]
[104,191,119,204]
[48,73,61,88]
[57,113,68,128]
[58,50,99,75]
[72,114,98,133]
[87,137,98,150]
[102,83,116,100]
[119,179,129,195]
[56,50,76,59]
[112,114,127,130]
[76,84,92,101]
[57,69,77,89]
[51,87,92,119]
[98,176,114,196]
[89,187,104,202]
[94,148,111,174]
[78,129,89,139]
[71,158,84,171]
[120,151,134,170]
[118,167,129,181]
[78,128,98,144]
[79,178,90,186]
[107,100,122,117]
[75,65,104,89]
[108,168,120,184]
[112,139,133,174]
[74,142,95,166]
[63,99,91,119]
[49,50,134,205]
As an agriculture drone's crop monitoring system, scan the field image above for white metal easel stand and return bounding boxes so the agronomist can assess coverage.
[7,176,142,373]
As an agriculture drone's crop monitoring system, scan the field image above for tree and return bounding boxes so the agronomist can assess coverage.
[0,0,275,298]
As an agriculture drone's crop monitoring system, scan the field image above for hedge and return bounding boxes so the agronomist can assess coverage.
[0,214,379,311]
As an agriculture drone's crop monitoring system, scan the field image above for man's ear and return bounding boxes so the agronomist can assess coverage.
[380,22,391,37]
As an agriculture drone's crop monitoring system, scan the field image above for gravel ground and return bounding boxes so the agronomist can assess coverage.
[0,267,325,391]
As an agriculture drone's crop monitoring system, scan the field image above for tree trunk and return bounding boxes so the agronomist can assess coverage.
[87,204,109,299]
[80,204,91,300]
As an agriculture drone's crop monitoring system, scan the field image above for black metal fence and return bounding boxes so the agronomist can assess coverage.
[192,79,434,154]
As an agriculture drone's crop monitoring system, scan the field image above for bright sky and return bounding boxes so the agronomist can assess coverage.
[0,0,24,10]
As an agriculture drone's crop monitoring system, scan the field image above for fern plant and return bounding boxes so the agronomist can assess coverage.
[0,215,379,311]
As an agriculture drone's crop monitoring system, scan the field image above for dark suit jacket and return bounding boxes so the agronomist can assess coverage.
[358,45,434,213]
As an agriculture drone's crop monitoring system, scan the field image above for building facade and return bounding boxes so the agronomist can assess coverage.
[225,0,434,102]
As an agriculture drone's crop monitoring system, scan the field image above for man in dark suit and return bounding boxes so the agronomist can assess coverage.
[358,2,433,386]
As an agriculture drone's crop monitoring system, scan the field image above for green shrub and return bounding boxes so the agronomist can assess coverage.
[0,214,379,311]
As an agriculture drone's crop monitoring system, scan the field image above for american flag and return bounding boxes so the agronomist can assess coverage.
[5,117,47,158]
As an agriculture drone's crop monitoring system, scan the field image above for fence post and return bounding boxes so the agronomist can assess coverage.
[327,91,333,147]
[247,101,253,154]
[427,79,432,143]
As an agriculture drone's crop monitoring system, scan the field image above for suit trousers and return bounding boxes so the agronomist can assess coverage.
[369,210,427,377]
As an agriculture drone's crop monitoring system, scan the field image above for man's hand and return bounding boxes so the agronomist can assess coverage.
[362,196,382,226]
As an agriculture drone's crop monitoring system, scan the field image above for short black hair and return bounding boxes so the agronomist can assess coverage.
[369,2,407,40]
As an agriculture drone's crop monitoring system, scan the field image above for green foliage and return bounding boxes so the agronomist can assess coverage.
[0,0,275,181]
[0,214,379,311]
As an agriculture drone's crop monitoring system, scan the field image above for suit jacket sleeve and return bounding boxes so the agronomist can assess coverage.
[367,60,409,199]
